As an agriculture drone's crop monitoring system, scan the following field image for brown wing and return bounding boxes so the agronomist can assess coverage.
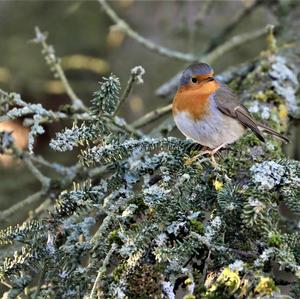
[215,85,265,142]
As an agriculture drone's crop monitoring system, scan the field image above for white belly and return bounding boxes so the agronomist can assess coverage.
[174,110,245,149]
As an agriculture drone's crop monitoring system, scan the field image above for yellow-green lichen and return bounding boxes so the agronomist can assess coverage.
[268,232,282,248]
[184,277,193,285]
[213,180,224,192]
[112,263,126,281]
[206,267,241,297]
[189,219,205,235]
[254,276,277,295]
[108,229,123,246]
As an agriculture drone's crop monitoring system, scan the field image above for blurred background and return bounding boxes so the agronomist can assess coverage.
[0,0,299,224]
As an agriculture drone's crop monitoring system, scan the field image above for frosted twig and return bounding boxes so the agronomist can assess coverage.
[33,27,88,111]
[23,112,91,126]
[0,89,72,124]
[98,0,198,62]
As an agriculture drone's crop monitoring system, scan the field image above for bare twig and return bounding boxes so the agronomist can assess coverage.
[150,115,176,137]
[33,262,45,299]
[201,249,211,284]
[98,0,268,70]
[116,120,144,137]
[28,198,51,221]
[0,88,9,98]
[113,66,145,116]
[156,25,272,98]
[205,25,270,64]
[204,0,260,53]
[101,114,143,138]
[195,0,213,23]
[131,103,172,129]
[0,191,44,223]
[33,27,88,112]
[12,146,50,189]
[89,243,117,298]
[1,280,12,289]
[113,76,135,116]
[29,155,80,177]
[98,0,198,62]
[24,158,51,189]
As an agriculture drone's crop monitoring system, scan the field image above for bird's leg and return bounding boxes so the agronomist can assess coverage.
[211,143,227,155]
[185,143,227,167]
[184,146,210,165]
[209,143,227,167]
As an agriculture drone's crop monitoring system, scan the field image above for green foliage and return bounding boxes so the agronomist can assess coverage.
[0,220,43,245]
[90,75,121,116]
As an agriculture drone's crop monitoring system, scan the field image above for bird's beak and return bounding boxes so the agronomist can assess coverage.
[202,77,214,83]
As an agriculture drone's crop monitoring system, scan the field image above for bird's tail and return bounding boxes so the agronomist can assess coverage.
[257,123,289,144]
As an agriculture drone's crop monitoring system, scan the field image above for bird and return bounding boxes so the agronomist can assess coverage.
[172,63,289,165]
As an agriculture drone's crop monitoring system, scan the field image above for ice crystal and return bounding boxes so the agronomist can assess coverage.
[131,65,146,84]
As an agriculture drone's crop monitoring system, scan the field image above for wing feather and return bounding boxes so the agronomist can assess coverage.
[215,85,265,142]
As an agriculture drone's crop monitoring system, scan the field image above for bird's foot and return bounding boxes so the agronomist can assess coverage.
[184,150,210,166]
[184,144,226,167]
[184,146,212,166]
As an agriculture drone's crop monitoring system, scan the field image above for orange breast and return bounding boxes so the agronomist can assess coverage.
[172,81,220,121]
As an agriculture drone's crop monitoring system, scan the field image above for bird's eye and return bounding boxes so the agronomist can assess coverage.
[191,77,197,83]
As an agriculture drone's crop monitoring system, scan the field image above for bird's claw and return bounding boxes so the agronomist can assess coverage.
[184,150,219,168]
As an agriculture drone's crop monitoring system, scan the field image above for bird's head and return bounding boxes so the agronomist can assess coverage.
[179,63,218,94]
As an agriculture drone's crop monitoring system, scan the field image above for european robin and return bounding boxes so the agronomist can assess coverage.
[172,63,289,165]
